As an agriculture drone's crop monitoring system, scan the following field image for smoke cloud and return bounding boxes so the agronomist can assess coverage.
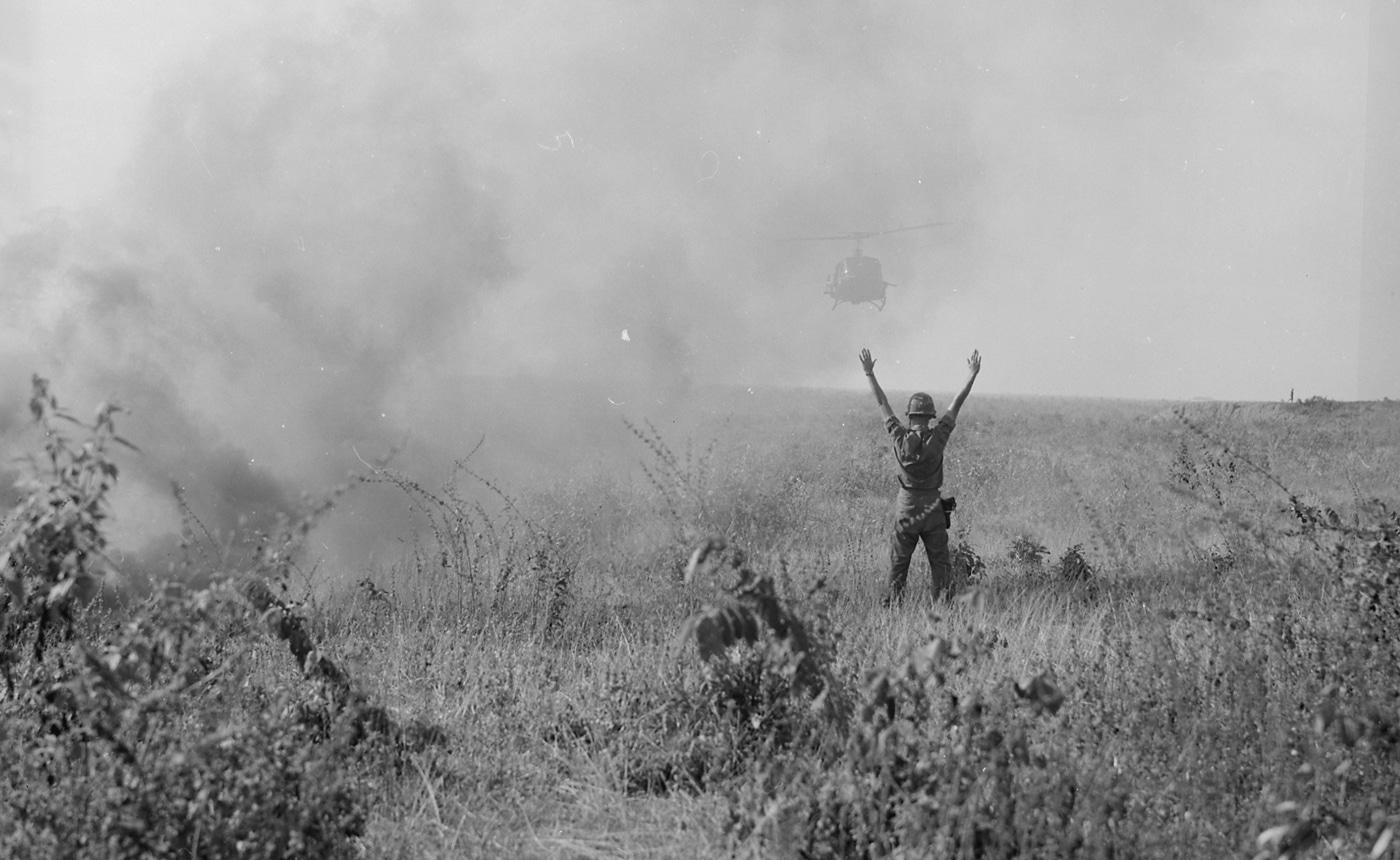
[0,0,1372,570]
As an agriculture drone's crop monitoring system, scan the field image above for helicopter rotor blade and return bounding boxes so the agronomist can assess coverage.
[867,221,955,237]
[779,233,862,242]
[779,222,955,242]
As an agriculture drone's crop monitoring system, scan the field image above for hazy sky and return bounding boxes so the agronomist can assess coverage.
[8,0,1373,398]
[0,0,1380,564]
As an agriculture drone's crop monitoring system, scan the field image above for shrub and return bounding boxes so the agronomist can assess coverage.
[0,377,415,859]
[1,376,132,685]
[0,583,378,859]
[1251,499,1400,859]
[726,627,1126,859]
[588,538,850,795]
[679,538,836,699]
[950,535,986,589]
[1006,533,1049,569]
[1054,543,1095,583]
[1173,410,1399,856]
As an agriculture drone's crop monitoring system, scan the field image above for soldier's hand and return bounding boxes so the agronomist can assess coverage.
[859,349,876,374]
[967,349,981,377]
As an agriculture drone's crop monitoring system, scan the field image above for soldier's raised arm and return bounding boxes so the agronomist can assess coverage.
[859,349,897,423]
[946,349,982,421]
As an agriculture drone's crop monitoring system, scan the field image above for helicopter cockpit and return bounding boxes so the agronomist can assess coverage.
[826,250,891,308]
[834,252,884,285]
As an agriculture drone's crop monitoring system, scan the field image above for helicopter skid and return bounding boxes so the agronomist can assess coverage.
[830,297,886,310]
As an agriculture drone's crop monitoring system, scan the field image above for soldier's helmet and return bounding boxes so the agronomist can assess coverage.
[906,392,937,417]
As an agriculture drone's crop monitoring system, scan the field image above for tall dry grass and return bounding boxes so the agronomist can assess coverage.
[295,391,1397,857]
[4,381,1397,858]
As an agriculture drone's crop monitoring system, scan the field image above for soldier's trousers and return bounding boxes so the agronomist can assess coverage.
[888,490,951,600]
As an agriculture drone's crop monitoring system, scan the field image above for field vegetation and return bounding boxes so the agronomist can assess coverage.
[2,377,1398,858]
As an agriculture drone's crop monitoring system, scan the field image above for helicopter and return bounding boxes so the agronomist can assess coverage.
[784,222,951,310]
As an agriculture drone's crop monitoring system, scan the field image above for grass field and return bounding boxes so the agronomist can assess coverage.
[3,381,1398,858]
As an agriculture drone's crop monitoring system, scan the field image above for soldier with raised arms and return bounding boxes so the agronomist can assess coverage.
[859,347,982,604]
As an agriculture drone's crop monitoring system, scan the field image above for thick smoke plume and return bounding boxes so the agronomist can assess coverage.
[0,0,1370,573]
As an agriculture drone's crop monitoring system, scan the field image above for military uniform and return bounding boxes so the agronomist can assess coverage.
[885,409,957,600]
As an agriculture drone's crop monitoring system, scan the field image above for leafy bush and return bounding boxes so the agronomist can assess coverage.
[950,535,986,589]
[1250,499,1400,859]
[0,378,415,859]
[725,627,1125,859]
[679,538,836,699]
[1054,543,1095,583]
[1,377,132,685]
[1006,534,1049,569]
[1,583,378,859]
[668,541,1136,857]
[564,539,851,798]
[596,538,849,794]
[1173,411,1399,856]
